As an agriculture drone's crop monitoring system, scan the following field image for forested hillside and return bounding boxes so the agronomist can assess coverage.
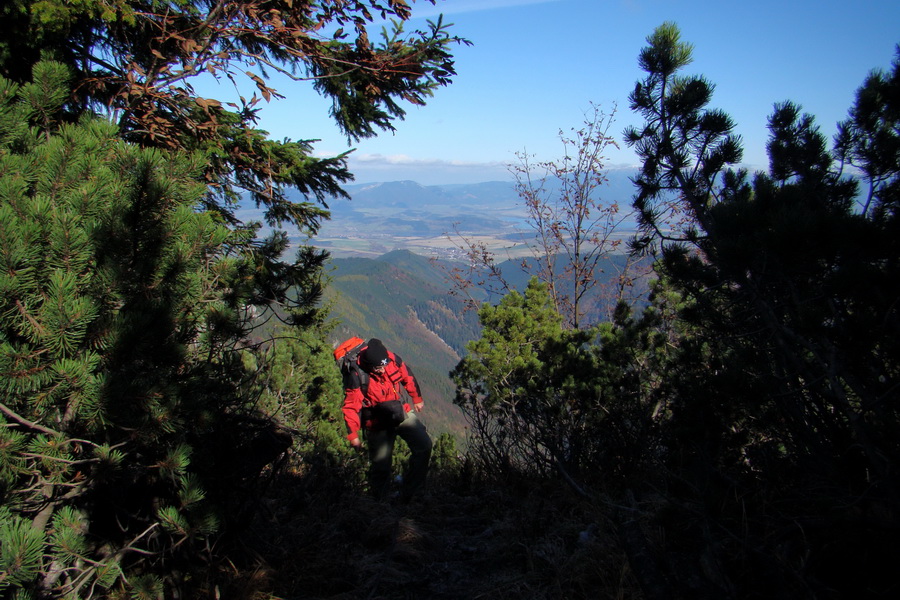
[322,249,648,440]
[2,4,898,600]
[324,250,480,438]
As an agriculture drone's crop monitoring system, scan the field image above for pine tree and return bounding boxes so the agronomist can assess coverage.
[0,1,469,355]
[0,62,290,598]
[625,21,900,487]
[452,278,600,489]
[620,23,900,596]
[0,3,470,597]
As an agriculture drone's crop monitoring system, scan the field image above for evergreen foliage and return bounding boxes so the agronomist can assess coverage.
[6,5,899,597]
[453,279,597,487]
[625,24,900,492]
[452,275,686,496]
[0,2,468,596]
[0,62,344,598]
[622,24,899,597]
[835,49,900,222]
[453,23,899,598]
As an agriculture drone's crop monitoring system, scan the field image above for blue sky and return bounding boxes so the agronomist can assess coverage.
[236,0,900,185]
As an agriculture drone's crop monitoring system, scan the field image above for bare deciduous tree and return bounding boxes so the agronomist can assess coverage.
[441,104,648,328]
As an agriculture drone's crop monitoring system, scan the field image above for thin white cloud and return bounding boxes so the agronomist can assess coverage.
[353,153,505,169]
[415,0,563,18]
[345,153,512,185]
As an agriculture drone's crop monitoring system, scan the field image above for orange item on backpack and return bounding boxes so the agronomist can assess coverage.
[333,336,365,362]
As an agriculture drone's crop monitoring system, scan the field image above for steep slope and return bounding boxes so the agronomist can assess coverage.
[321,248,652,439]
[375,249,454,290]
[324,251,480,438]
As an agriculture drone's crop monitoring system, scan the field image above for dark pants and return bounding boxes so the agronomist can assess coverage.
[366,410,432,501]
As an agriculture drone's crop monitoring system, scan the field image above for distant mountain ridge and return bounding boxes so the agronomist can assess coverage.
[299,169,641,258]
[333,168,638,210]
[335,180,523,211]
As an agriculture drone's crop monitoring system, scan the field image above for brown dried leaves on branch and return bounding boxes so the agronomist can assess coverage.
[38,1,466,224]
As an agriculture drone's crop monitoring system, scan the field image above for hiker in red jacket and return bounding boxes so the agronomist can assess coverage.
[342,338,432,502]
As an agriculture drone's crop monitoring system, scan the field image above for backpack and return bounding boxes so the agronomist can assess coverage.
[334,336,369,393]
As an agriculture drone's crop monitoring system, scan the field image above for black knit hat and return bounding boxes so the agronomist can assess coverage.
[361,338,389,369]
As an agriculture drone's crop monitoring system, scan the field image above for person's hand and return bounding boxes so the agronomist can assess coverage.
[414,400,424,413]
[350,437,362,450]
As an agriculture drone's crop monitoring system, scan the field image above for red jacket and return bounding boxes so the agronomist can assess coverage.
[342,348,422,441]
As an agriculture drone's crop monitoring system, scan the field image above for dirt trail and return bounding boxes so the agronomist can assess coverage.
[241,477,635,599]
[313,486,630,600]
[348,491,523,599]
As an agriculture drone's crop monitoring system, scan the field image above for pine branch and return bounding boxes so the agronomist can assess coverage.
[0,401,61,436]
[19,452,101,466]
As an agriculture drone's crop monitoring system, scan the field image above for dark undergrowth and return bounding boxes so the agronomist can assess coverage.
[198,450,900,600]
[210,458,642,600]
